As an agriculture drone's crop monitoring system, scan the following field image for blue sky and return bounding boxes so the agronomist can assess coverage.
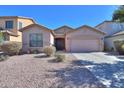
[0,5,118,29]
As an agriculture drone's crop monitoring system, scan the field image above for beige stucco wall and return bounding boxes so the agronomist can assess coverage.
[54,27,72,34]
[17,18,34,29]
[50,33,54,46]
[66,27,104,52]
[22,26,54,52]
[9,31,22,42]
[105,35,124,51]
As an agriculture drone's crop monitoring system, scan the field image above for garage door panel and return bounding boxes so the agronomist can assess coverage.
[70,39,99,52]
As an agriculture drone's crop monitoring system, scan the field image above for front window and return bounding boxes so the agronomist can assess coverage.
[29,33,43,47]
[5,21,13,29]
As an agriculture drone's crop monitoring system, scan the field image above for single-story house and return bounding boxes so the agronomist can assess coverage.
[20,24,105,52]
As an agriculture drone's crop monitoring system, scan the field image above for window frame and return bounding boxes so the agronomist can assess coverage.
[29,33,43,47]
[5,20,14,29]
[18,22,23,29]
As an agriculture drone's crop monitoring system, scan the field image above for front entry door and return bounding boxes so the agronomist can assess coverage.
[55,38,65,50]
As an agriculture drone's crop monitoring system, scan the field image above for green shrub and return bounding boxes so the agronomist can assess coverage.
[0,54,8,61]
[0,41,22,55]
[43,46,56,57]
[114,40,124,55]
[121,44,124,51]
[55,54,65,62]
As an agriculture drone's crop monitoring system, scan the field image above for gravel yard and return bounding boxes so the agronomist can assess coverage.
[0,53,104,88]
[1,52,123,88]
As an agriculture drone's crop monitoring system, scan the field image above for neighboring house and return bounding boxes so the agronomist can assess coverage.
[0,16,35,42]
[95,21,124,51]
[20,24,54,52]
[20,24,105,52]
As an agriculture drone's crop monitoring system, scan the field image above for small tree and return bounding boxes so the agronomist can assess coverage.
[114,40,124,55]
[112,5,124,22]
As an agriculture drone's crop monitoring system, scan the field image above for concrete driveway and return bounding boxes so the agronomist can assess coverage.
[72,52,124,88]
[73,52,124,64]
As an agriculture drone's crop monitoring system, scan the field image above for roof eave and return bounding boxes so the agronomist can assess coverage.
[73,25,106,35]
[95,20,114,28]
[19,24,55,37]
[0,16,35,24]
[54,25,74,31]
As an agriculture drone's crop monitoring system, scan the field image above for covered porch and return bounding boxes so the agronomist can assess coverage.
[54,34,65,51]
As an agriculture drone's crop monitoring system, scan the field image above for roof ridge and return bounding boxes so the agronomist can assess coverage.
[20,23,52,31]
[54,25,74,31]
[0,16,31,18]
[111,30,124,36]
[19,23,55,36]
[66,25,106,35]
[95,20,112,28]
